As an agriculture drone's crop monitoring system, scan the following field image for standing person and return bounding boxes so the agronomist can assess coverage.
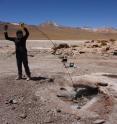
[4,23,31,81]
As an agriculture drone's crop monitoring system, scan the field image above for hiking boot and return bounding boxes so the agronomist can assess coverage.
[15,76,22,80]
[26,76,31,81]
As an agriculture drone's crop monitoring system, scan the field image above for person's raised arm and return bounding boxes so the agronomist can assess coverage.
[4,25,15,42]
[21,23,29,39]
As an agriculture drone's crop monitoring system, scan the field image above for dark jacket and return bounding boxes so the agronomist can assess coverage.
[4,28,29,53]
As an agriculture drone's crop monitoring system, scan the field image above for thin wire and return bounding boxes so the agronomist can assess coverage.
[36,27,74,84]
[36,27,56,48]
[63,65,74,85]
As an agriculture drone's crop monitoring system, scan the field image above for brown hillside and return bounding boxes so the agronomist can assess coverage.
[0,22,117,40]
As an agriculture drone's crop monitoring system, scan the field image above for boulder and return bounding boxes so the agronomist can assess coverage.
[93,119,105,124]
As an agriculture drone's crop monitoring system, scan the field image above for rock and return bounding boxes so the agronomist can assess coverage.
[113,50,117,55]
[105,46,110,51]
[28,54,34,57]
[79,51,85,54]
[69,63,75,67]
[92,44,99,48]
[12,99,18,104]
[99,87,109,95]
[99,40,108,45]
[77,105,81,109]
[48,78,54,82]
[11,106,16,110]
[4,122,9,124]
[57,91,75,100]
[44,120,54,123]
[60,87,67,91]
[57,43,70,49]
[57,94,67,98]
[6,96,24,105]
[77,116,81,120]
[56,109,61,113]
[62,56,68,63]
[109,38,116,42]
[91,40,95,43]
[73,83,98,91]
[52,43,69,54]
[7,99,18,104]
[85,41,91,43]
[97,82,108,87]
[19,113,27,119]
[93,119,105,124]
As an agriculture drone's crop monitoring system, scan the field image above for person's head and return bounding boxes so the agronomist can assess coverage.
[16,30,23,39]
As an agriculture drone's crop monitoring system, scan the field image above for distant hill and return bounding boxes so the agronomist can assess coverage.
[0,21,117,40]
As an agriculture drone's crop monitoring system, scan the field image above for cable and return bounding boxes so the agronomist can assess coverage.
[36,26,74,84]
[36,27,56,48]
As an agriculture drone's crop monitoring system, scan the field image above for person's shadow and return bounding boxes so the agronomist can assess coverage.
[103,74,117,78]
[31,76,48,81]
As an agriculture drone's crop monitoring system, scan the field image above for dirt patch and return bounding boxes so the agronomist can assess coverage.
[1,40,117,124]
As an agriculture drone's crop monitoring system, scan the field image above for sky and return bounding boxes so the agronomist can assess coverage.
[0,0,117,28]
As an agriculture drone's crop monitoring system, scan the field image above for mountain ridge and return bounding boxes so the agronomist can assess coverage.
[0,21,117,40]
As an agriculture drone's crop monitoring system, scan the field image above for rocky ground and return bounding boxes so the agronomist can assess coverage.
[0,40,117,124]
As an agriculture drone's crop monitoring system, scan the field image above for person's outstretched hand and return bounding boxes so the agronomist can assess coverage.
[20,23,25,29]
[4,25,8,32]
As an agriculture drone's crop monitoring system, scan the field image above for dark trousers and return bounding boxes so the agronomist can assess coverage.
[16,51,31,77]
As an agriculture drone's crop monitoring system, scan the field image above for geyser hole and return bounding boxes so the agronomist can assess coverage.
[72,84,99,107]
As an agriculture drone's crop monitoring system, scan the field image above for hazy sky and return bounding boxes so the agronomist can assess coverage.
[0,0,117,27]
